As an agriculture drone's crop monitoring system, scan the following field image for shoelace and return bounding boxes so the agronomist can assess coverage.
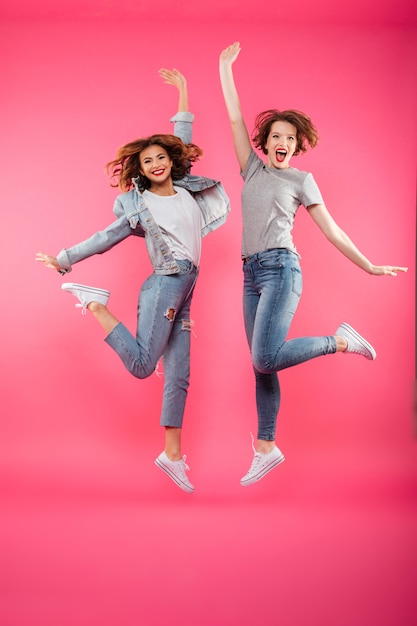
[172,455,191,481]
[75,301,88,315]
[245,433,264,476]
[246,433,276,476]
[180,455,190,473]
[249,432,256,455]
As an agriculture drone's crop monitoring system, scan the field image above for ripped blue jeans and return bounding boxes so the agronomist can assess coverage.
[243,248,337,441]
[105,259,198,428]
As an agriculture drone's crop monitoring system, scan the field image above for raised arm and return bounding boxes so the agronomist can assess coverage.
[308,203,408,276]
[159,67,189,112]
[159,68,194,145]
[219,42,252,171]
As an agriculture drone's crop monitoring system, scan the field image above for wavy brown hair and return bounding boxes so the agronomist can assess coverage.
[252,109,318,156]
[106,134,203,191]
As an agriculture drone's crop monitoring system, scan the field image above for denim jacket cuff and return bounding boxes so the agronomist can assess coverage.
[169,111,195,123]
[56,249,72,273]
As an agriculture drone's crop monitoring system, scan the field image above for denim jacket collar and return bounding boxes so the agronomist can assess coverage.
[114,173,230,274]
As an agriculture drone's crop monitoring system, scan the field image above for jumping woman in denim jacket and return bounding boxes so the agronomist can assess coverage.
[219,42,407,487]
[36,69,230,494]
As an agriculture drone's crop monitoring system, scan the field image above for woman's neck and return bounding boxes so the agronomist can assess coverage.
[148,180,176,196]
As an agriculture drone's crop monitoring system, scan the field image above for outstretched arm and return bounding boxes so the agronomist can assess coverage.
[308,203,408,276]
[219,42,252,172]
[35,214,133,275]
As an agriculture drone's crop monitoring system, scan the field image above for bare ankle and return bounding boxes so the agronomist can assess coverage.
[257,440,275,454]
[87,301,107,313]
[165,451,181,462]
[335,335,348,352]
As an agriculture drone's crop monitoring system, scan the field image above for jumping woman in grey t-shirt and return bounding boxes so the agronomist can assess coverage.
[219,42,408,487]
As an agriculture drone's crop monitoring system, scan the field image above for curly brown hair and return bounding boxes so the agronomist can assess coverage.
[106,134,203,192]
[252,109,318,156]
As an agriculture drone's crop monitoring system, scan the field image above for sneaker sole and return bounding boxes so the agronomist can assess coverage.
[61,283,110,298]
[340,322,376,360]
[154,458,194,493]
[240,453,285,486]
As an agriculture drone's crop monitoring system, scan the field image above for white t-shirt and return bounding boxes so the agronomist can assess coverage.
[143,186,202,267]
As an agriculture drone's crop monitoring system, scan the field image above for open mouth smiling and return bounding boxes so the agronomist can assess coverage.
[276,149,287,163]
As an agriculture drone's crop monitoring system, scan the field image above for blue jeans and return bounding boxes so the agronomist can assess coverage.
[243,248,337,441]
[105,259,198,428]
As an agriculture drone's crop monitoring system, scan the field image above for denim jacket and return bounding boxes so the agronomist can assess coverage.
[57,112,230,275]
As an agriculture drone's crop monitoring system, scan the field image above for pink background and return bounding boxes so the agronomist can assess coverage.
[1,1,416,625]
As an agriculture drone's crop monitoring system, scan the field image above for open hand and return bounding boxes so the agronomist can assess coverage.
[35,251,60,271]
[370,265,408,277]
[158,68,187,91]
[220,42,241,66]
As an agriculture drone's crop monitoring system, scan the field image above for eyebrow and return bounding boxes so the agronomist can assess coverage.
[142,152,166,160]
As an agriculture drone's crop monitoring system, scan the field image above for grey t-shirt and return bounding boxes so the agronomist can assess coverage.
[241,150,324,257]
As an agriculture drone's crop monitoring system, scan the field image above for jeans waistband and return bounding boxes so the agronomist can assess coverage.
[176,258,199,274]
[242,248,292,264]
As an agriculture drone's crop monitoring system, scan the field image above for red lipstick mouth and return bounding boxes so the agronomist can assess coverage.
[276,149,287,163]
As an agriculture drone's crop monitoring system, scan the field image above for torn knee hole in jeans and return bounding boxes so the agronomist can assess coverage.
[164,309,195,334]
[164,307,176,322]
[182,319,192,332]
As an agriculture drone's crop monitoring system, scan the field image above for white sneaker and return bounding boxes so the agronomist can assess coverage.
[240,437,285,487]
[336,322,376,360]
[155,451,194,494]
[61,282,110,314]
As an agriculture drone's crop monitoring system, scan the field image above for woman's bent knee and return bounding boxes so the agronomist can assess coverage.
[127,362,156,379]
